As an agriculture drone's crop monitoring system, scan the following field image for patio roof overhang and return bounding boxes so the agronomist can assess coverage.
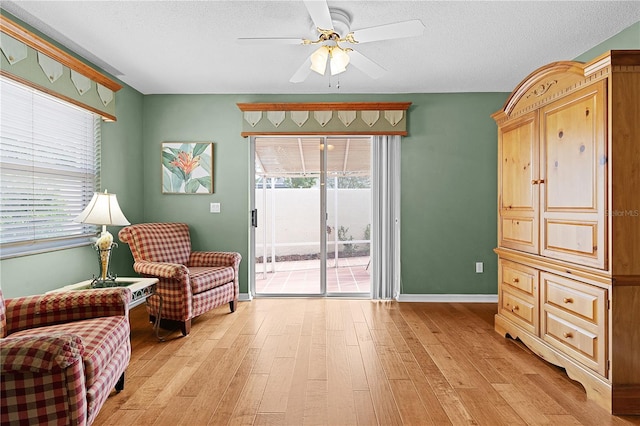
[255,136,371,178]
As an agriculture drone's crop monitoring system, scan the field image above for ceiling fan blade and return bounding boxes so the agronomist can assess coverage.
[303,0,334,31]
[351,20,425,44]
[237,37,303,45]
[290,55,313,83]
[348,50,386,79]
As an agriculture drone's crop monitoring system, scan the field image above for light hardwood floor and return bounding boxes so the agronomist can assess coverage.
[95,299,640,425]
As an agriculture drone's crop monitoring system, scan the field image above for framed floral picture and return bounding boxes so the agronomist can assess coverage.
[162,142,213,194]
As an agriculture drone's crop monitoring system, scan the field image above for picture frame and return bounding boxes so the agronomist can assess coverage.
[162,142,213,194]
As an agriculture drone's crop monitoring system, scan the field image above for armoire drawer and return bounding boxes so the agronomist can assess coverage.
[500,259,537,297]
[542,272,606,325]
[541,272,607,376]
[542,311,605,376]
[500,289,536,334]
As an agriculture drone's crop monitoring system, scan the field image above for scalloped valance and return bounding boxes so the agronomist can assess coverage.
[0,14,121,121]
[237,102,411,137]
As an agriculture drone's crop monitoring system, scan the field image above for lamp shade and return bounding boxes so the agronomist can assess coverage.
[330,47,350,75]
[310,46,330,75]
[74,190,130,226]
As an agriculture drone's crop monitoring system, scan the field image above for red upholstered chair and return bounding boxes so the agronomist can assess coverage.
[0,288,131,426]
[118,222,241,336]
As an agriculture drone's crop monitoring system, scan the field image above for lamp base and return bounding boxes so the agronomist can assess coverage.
[90,275,119,288]
[91,242,118,288]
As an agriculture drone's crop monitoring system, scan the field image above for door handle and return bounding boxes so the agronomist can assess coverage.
[251,209,258,227]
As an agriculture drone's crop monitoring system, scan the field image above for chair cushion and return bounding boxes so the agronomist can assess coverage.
[10,316,130,388]
[127,223,192,265]
[189,266,236,294]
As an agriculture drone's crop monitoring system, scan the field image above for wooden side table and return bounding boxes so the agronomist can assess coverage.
[49,277,164,340]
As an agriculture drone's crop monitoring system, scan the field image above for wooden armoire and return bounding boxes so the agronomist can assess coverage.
[492,50,640,415]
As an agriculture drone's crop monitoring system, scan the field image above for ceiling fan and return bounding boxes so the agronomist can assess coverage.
[238,0,425,83]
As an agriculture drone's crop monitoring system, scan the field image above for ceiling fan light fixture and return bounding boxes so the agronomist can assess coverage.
[329,46,350,75]
[310,45,330,75]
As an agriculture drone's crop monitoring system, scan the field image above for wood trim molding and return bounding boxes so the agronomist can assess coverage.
[237,102,411,137]
[237,102,411,111]
[241,130,408,137]
[494,247,612,287]
[494,61,584,120]
[493,51,640,123]
[0,14,121,92]
[612,276,640,287]
[0,69,117,122]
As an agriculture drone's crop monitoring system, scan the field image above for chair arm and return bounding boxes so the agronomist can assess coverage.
[133,260,189,280]
[0,333,84,373]
[4,288,131,334]
[189,251,242,269]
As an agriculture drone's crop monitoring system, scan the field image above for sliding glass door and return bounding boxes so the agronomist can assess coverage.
[325,137,372,295]
[251,136,371,297]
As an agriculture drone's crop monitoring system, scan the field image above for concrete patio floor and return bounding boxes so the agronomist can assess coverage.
[255,256,370,295]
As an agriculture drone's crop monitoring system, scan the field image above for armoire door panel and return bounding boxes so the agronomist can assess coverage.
[541,81,606,269]
[544,219,599,262]
[543,95,599,210]
[501,116,537,210]
[499,112,539,253]
[501,217,535,248]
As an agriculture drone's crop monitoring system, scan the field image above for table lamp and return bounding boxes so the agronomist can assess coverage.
[74,189,130,287]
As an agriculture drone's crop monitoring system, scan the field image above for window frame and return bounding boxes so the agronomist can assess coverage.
[0,76,102,259]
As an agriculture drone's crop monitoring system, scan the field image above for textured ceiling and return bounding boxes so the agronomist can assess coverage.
[2,1,639,95]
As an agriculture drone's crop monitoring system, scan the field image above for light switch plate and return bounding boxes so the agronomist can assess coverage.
[475,262,484,273]
[210,202,220,213]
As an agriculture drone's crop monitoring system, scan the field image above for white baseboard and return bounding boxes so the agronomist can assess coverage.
[238,293,253,302]
[239,293,497,303]
[397,294,498,303]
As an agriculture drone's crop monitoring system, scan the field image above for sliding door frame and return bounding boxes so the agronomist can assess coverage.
[249,135,371,299]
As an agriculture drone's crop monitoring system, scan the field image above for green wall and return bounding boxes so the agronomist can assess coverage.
[401,93,504,294]
[574,21,640,62]
[141,93,506,296]
[1,10,637,298]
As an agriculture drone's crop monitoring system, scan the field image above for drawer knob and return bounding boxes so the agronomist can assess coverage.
[563,297,574,304]
[563,332,573,339]
[513,278,520,283]
[512,305,520,312]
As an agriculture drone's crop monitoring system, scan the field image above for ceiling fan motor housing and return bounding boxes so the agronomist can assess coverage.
[319,7,351,39]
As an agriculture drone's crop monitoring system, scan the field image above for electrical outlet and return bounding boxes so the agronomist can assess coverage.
[475,262,484,273]
[210,202,220,213]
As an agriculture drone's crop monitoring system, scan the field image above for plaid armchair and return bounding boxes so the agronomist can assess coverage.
[118,222,241,336]
[0,288,131,426]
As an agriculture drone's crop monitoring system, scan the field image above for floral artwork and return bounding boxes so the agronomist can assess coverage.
[162,142,213,194]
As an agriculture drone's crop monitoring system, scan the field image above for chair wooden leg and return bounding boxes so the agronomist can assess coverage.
[230,300,236,313]
[180,319,191,336]
[115,372,125,393]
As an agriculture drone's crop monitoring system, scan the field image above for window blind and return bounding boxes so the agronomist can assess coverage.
[0,76,101,258]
